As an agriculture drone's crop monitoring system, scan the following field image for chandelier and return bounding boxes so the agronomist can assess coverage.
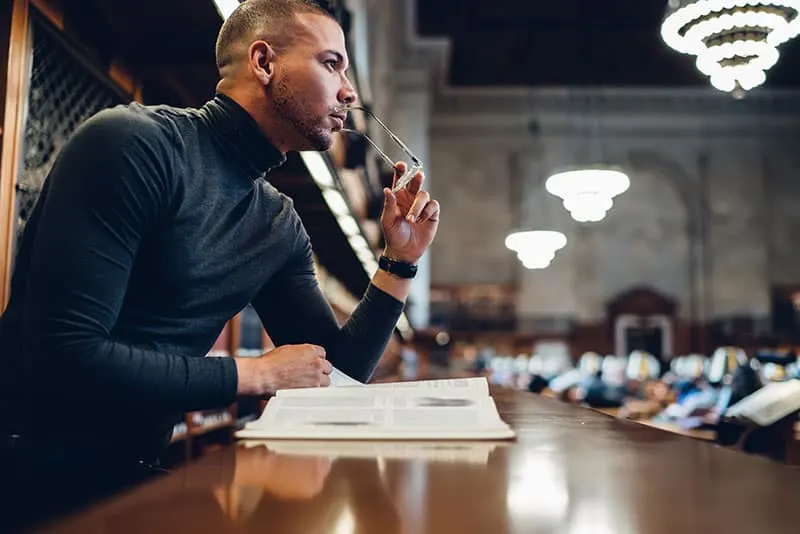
[661,0,800,94]
[504,231,567,270]
[545,168,630,223]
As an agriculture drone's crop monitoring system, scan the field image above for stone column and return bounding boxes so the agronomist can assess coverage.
[704,142,770,320]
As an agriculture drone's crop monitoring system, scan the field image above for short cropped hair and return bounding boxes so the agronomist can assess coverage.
[215,0,332,72]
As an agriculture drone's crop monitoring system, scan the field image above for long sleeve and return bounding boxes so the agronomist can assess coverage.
[251,235,404,383]
[21,108,237,414]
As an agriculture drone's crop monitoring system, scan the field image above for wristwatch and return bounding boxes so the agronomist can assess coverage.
[378,255,418,279]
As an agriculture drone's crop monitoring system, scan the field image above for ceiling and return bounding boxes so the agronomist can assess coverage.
[417,0,800,88]
[66,0,800,94]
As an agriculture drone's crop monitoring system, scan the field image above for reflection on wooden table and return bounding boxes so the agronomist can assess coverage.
[44,389,800,534]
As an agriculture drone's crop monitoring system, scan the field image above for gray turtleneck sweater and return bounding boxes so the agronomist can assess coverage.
[0,94,403,460]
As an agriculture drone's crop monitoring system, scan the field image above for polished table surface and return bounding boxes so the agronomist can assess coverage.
[42,388,800,534]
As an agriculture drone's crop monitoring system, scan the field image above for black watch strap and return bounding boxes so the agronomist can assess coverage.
[378,255,418,279]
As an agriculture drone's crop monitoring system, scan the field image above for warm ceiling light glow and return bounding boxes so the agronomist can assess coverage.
[505,230,567,270]
[661,0,800,94]
[545,168,630,223]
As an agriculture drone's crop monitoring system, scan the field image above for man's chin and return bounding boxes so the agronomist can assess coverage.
[306,132,333,152]
[286,128,332,153]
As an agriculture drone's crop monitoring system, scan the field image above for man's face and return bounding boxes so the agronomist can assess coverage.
[267,13,356,151]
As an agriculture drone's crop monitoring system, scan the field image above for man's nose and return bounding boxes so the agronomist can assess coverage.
[339,75,357,105]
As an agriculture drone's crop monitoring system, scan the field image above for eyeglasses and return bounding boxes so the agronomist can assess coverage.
[335,105,423,193]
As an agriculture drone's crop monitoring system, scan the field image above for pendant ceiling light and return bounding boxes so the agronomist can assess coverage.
[504,231,567,270]
[545,168,630,223]
[661,0,800,94]
[544,89,630,223]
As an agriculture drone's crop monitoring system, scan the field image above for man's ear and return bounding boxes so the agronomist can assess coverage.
[249,41,277,85]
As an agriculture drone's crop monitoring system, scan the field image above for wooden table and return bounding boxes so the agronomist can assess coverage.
[41,389,800,534]
[629,418,717,441]
[588,406,717,441]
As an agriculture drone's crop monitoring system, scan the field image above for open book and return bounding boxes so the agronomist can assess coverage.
[235,373,516,441]
[725,378,800,427]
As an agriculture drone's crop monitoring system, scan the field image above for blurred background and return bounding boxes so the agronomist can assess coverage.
[0,0,798,458]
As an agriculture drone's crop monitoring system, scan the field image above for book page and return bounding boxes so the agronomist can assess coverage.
[365,377,489,392]
[276,376,489,398]
[725,379,800,426]
[329,367,364,387]
[237,391,514,440]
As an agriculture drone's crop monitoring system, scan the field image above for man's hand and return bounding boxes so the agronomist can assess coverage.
[381,161,440,265]
[234,344,332,396]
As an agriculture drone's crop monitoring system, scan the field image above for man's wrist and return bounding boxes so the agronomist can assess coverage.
[382,248,418,265]
[371,268,412,302]
[378,254,418,280]
[234,357,272,397]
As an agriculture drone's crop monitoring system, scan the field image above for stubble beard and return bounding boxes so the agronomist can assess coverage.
[270,75,332,152]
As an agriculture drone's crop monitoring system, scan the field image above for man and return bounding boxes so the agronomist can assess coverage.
[0,0,439,525]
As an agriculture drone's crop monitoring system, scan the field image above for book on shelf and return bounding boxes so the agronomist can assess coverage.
[234,369,516,441]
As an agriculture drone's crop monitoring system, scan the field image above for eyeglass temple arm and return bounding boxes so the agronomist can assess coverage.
[341,106,423,168]
[345,130,398,171]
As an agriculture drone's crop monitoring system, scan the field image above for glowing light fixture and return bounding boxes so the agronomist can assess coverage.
[505,231,567,270]
[661,0,800,94]
[545,168,630,223]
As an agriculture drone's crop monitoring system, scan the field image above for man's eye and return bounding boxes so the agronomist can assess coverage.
[324,60,337,70]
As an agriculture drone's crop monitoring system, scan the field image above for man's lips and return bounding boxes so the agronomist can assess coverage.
[330,113,346,128]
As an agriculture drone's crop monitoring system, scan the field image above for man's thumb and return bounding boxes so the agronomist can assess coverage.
[383,187,398,217]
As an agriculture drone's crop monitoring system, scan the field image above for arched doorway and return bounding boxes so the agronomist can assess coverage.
[607,287,677,361]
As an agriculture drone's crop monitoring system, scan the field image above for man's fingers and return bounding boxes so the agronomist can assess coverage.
[383,187,400,221]
[320,359,333,375]
[305,343,326,358]
[320,374,331,387]
[406,190,431,223]
[405,170,424,196]
[392,161,407,189]
[416,199,440,223]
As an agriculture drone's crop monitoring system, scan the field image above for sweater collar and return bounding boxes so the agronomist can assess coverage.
[201,93,286,177]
